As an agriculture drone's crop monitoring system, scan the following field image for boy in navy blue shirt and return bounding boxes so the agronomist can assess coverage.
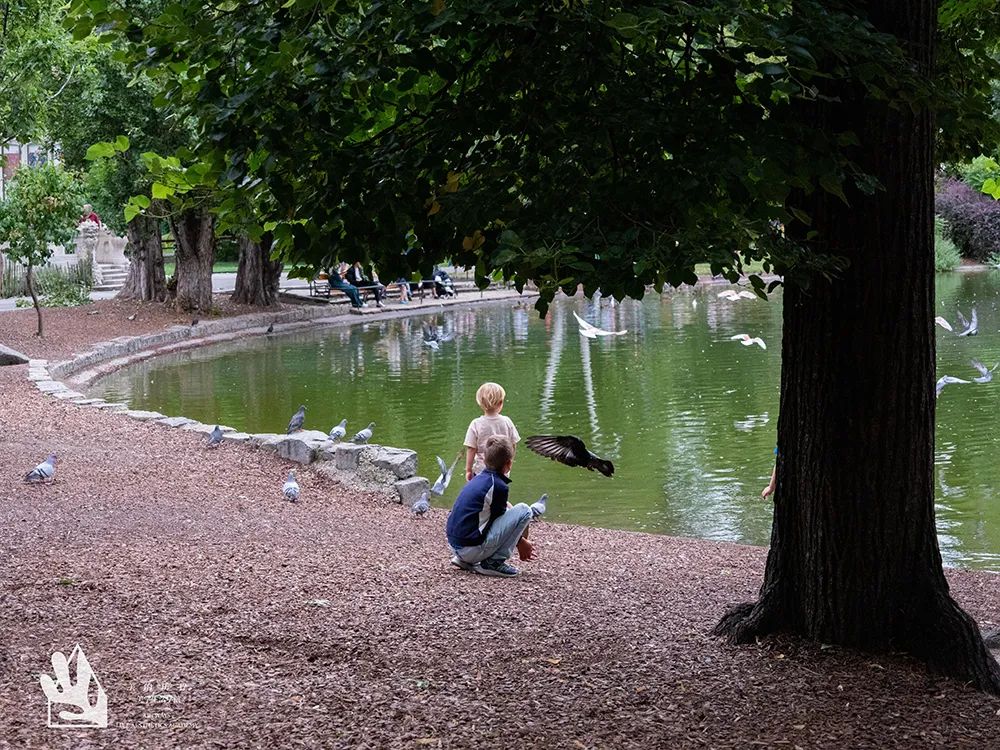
[446,435,533,577]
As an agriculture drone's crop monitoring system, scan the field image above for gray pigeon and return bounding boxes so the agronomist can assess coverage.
[265,322,274,334]
[524,435,615,477]
[329,418,348,441]
[957,307,978,337]
[430,452,462,496]
[24,454,56,483]
[971,359,998,384]
[936,375,971,398]
[352,422,375,444]
[286,405,306,434]
[282,470,300,502]
[530,493,548,518]
[411,491,431,517]
[205,425,224,448]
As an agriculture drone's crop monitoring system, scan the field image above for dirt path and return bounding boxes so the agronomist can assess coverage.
[2,301,1000,748]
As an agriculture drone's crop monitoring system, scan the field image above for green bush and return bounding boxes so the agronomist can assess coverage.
[935,218,962,271]
[957,155,1000,193]
[0,254,92,298]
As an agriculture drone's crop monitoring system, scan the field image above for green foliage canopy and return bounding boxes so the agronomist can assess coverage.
[0,163,84,267]
[68,0,1000,308]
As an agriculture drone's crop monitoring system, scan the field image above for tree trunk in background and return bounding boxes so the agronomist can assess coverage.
[231,233,282,307]
[118,214,166,302]
[26,262,42,337]
[169,209,216,312]
[713,0,1000,692]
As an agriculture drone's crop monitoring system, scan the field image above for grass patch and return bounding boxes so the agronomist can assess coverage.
[163,261,240,277]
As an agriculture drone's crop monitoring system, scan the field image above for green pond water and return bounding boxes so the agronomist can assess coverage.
[89,272,1000,571]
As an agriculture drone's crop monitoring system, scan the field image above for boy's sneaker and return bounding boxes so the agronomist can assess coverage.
[450,555,476,572]
[476,558,520,577]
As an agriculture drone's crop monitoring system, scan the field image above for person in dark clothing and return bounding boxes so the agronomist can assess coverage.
[345,261,385,307]
[328,263,363,308]
[445,435,533,577]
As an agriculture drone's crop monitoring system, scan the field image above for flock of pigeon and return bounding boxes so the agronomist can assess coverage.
[717,289,768,350]
[934,307,997,397]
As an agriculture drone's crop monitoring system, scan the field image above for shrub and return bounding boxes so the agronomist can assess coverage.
[935,178,1000,262]
[956,155,1000,192]
[934,219,962,271]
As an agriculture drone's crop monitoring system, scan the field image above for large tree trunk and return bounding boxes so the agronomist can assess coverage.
[231,233,282,307]
[169,209,216,312]
[118,214,166,302]
[26,262,42,337]
[713,0,1000,692]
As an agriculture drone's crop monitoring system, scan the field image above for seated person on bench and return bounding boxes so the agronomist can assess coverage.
[327,262,363,308]
[345,261,385,308]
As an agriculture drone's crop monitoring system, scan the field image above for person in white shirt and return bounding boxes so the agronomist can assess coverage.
[464,382,521,480]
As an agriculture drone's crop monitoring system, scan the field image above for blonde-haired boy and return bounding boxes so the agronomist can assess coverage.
[464,382,520,481]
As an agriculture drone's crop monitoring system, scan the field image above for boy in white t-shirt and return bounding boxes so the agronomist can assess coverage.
[464,382,521,481]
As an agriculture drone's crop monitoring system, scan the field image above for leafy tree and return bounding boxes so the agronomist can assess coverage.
[0,164,84,335]
[69,0,1000,690]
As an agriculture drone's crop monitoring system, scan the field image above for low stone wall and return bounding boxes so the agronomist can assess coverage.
[26,306,447,504]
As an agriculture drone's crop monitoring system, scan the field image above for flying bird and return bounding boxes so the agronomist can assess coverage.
[430,452,462,496]
[572,311,627,338]
[934,316,953,332]
[265,322,274,334]
[286,405,306,434]
[971,359,998,384]
[423,337,440,351]
[730,334,767,350]
[717,289,757,301]
[411,491,431,517]
[958,307,978,336]
[205,425,224,448]
[24,454,57,484]
[329,418,348,441]
[936,375,971,398]
[525,435,614,477]
[352,422,375,444]
[530,493,548,518]
[282,470,300,502]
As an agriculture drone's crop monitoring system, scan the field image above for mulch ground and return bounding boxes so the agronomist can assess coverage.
[2,302,1000,749]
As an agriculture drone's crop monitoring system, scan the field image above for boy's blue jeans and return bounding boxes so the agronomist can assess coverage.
[451,503,533,564]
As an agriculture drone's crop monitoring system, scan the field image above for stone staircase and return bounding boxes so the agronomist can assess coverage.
[93,262,130,292]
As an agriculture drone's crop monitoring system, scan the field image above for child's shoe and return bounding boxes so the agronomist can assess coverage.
[476,559,519,577]
[450,555,476,572]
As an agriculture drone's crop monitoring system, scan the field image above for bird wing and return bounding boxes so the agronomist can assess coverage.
[971,359,989,377]
[752,338,767,350]
[436,455,448,476]
[717,290,738,300]
[572,311,599,332]
[934,316,953,332]
[956,309,969,329]
[738,291,757,300]
[729,334,748,341]
[525,435,588,467]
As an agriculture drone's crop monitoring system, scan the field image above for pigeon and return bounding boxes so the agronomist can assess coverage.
[24,454,57,483]
[423,338,440,351]
[572,311,627,338]
[352,422,375,444]
[411,491,431,517]
[971,359,998,384]
[265,322,274,334]
[958,307,978,336]
[286,405,306,434]
[525,435,614,477]
[282,470,300,502]
[205,425,224,448]
[730,334,767,349]
[127,313,137,321]
[936,375,971,398]
[329,418,348,441]
[934,315,953,332]
[717,289,757,301]
[191,318,199,327]
[530,493,548,518]
[430,452,462,496]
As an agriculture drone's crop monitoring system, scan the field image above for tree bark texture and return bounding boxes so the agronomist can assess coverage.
[713,0,1000,692]
[26,262,42,337]
[118,214,166,302]
[169,209,216,312]
[231,233,282,307]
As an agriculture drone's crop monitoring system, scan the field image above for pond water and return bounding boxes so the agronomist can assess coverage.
[89,271,1000,570]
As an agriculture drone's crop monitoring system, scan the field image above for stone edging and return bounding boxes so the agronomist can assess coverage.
[26,298,547,507]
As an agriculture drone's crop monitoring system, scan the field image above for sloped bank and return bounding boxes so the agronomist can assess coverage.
[23,290,538,506]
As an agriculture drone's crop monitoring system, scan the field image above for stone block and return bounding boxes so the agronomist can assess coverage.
[288,429,330,443]
[222,432,252,444]
[252,433,285,451]
[334,443,365,470]
[395,476,430,507]
[372,446,419,479]
[275,437,316,464]
[88,401,127,410]
[35,381,67,393]
[157,416,197,428]
[125,409,167,421]
[52,390,86,400]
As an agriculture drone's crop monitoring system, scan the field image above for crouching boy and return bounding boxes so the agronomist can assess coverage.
[446,435,532,577]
